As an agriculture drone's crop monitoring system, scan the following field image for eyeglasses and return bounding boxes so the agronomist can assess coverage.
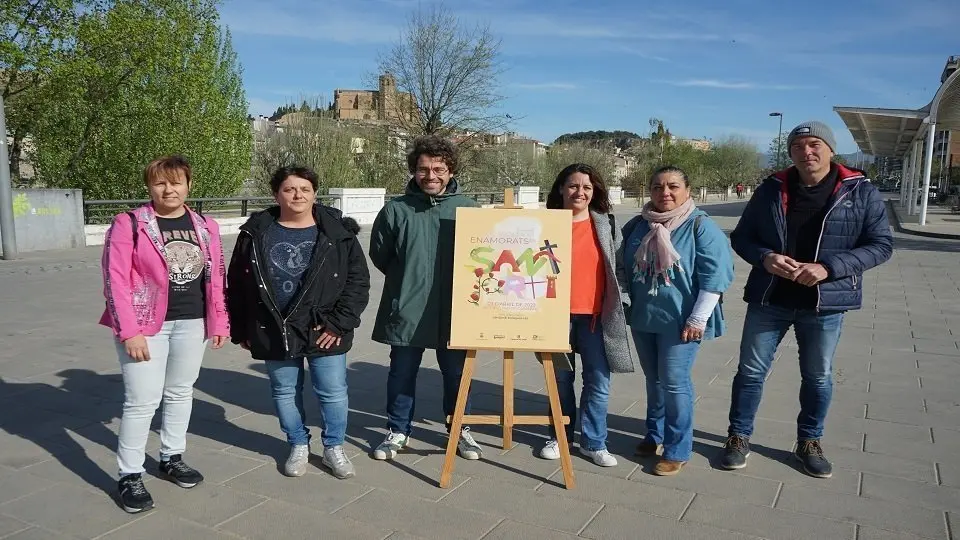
[415,166,449,177]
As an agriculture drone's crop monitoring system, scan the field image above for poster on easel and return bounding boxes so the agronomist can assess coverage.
[449,207,573,353]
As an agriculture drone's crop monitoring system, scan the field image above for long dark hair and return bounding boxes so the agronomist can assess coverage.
[546,163,611,213]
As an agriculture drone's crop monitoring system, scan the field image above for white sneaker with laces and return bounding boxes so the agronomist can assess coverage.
[580,447,618,467]
[322,445,356,479]
[372,431,408,461]
[539,439,561,460]
[284,443,310,477]
[457,427,483,460]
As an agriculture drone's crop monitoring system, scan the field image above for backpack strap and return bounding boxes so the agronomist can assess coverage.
[126,211,138,248]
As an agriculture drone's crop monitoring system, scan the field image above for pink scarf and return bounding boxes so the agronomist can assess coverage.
[635,198,697,294]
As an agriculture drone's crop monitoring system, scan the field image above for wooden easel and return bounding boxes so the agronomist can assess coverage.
[439,188,576,490]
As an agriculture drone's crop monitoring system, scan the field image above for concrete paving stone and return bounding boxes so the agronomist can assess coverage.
[860,472,960,513]
[415,444,561,489]
[0,467,59,506]
[19,445,125,494]
[333,488,501,540]
[480,520,581,540]
[0,483,141,538]
[828,417,934,443]
[681,493,854,540]
[863,432,956,462]
[582,504,767,540]
[714,439,861,494]
[539,468,692,518]
[627,457,781,506]
[823,442,937,482]
[0,526,75,540]
[775,484,946,539]
[223,462,372,511]
[98,511,239,540]
[218,498,390,540]
[939,463,960,488]
[382,533,431,540]
[856,525,934,540]
[438,477,601,534]
[139,478,267,528]
[346,453,472,502]
[0,514,31,538]
[0,434,70,470]
[914,341,960,357]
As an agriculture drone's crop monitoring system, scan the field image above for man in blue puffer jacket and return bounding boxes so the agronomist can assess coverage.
[720,121,893,479]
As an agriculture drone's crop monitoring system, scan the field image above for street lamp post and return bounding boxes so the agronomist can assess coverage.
[0,94,18,259]
[769,112,783,169]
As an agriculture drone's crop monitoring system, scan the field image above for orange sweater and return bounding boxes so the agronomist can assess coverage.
[569,219,605,315]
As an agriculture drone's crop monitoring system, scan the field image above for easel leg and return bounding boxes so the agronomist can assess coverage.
[542,353,576,489]
[440,349,477,488]
[503,351,515,450]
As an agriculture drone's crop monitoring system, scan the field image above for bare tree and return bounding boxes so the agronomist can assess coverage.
[375,5,507,139]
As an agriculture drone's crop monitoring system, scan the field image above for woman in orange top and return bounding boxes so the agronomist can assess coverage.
[540,163,635,467]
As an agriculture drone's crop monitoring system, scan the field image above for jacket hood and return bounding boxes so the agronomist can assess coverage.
[404,175,463,201]
[239,203,360,240]
[770,163,865,184]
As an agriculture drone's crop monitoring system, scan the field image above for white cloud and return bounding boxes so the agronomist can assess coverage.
[660,79,815,91]
[511,82,578,90]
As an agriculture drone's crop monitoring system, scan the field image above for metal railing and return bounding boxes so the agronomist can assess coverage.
[83,190,549,224]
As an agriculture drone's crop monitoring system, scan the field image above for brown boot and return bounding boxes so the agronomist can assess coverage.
[654,459,685,476]
[634,441,662,458]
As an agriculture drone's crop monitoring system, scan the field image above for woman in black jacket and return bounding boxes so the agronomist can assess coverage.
[227,166,370,479]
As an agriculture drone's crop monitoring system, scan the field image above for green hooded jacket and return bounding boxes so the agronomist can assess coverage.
[369,177,480,348]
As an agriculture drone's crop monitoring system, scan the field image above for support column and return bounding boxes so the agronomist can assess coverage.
[909,141,921,216]
[0,95,17,259]
[920,122,937,226]
[900,147,911,209]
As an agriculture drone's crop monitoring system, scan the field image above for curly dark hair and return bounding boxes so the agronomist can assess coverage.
[270,166,319,193]
[546,163,611,214]
[406,135,459,175]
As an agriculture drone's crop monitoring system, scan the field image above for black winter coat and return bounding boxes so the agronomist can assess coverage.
[226,204,371,360]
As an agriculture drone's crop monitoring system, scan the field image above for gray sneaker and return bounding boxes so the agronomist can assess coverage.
[322,445,356,479]
[372,431,408,461]
[457,427,483,460]
[284,443,310,477]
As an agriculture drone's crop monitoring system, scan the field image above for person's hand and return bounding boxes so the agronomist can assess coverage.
[794,263,829,287]
[763,253,801,281]
[681,324,704,343]
[315,327,342,349]
[239,340,251,350]
[123,335,150,362]
[211,336,228,349]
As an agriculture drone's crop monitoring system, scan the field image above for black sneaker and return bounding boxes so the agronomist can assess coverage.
[118,473,154,514]
[158,455,204,488]
[795,439,832,478]
[720,434,750,470]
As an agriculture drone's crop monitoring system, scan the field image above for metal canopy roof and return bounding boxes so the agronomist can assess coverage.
[833,106,927,158]
[834,59,960,158]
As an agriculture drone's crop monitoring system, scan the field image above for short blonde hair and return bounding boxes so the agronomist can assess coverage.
[143,155,192,186]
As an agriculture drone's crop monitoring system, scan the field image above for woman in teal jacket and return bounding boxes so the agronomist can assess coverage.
[622,165,734,476]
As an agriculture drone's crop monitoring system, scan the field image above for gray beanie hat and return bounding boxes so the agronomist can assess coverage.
[786,121,836,153]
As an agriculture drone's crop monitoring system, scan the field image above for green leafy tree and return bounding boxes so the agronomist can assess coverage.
[705,136,761,190]
[767,133,789,170]
[28,0,252,199]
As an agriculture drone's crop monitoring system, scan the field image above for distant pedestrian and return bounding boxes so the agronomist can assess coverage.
[721,121,892,478]
[736,182,745,199]
[99,155,230,513]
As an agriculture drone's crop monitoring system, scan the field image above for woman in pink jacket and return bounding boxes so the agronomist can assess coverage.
[99,155,229,514]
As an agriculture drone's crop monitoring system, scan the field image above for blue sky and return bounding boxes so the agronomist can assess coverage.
[220,0,959,154]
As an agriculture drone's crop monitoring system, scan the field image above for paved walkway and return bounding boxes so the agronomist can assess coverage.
[889,198,960,239]
[1,203,959,539]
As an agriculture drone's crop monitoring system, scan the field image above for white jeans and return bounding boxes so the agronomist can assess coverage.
[115,318,207,476]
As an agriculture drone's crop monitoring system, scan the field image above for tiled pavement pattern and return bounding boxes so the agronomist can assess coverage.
[0,202,958,539]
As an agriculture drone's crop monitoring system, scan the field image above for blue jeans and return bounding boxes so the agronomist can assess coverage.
[728,303,844,440]
[551,315,612,451]
[266,354,348,448]
[386,345,470,436]
[632,330,701,462]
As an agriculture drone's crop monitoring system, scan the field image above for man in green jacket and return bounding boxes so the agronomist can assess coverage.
[369,135,484,461]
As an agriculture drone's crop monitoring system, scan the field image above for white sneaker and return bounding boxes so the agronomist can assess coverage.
[372,431,408,461]
[284,443,310,477]
[580,447,618,467]
[322,445,356,479]
[457,428,483,460]
[539,439,561,460]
